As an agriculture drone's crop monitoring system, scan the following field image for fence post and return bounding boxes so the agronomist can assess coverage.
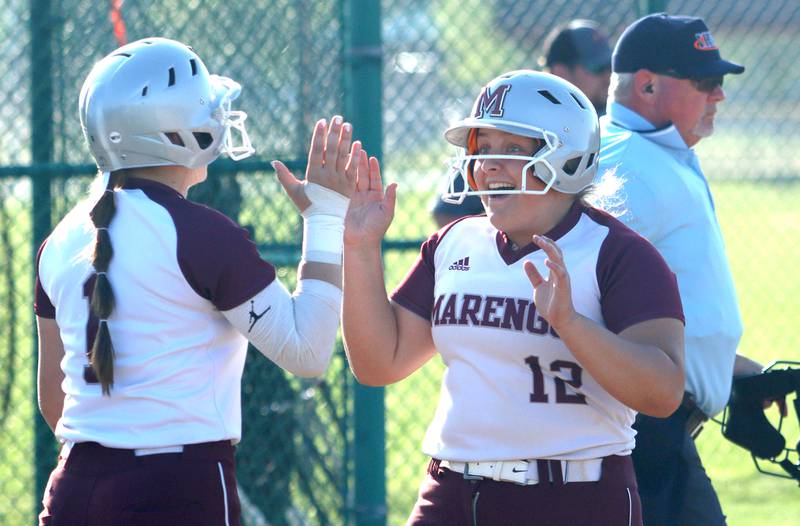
[342,1,386,525]
[30,0,55,521]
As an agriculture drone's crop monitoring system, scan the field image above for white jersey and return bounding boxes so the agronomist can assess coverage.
[35,178,275,449]
[392,203,683,461]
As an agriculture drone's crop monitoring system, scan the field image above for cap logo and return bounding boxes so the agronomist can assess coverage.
[474,84,511,119]
[693,31,719,51]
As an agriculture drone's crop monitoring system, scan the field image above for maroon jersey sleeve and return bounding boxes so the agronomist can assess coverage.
[390,232,441,321]
[589,208,684,334]
[174,205,277,311]
[129,178,277,311]
[34,237,56,318]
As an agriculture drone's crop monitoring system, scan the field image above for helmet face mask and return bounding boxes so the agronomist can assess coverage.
[79,37,255,172]
[212,75,254,161]
[721,361,800,484]
[443,125,561,204]
[443,70,600,203]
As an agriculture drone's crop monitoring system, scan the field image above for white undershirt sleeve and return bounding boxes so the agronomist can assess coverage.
[222,278,341,377]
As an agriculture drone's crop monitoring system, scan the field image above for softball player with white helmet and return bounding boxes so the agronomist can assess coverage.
[35,37,357,525]
[342,70,685,525]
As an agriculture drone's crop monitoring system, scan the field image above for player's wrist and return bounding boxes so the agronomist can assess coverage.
[301,182,349,219]
[302,214,344,264]
[343,241,383,261]
[549,309,584,335]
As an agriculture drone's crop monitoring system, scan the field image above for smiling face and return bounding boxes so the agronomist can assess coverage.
[472,128,575,247]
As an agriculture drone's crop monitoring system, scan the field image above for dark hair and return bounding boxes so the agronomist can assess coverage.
[88,170,128,394]
[540,20,611,73]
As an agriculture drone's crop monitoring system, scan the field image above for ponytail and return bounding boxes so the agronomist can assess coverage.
[88,170,127,395]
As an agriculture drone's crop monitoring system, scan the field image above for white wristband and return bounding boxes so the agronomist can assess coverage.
[303,214,344,264]
[302,182,349,218]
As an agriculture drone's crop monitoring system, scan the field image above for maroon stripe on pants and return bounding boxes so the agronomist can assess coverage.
[39,441,241,526]
[407,455,642,526]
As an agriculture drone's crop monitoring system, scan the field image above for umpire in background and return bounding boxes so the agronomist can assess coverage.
[598,14,773,525]
[538,19,612,115]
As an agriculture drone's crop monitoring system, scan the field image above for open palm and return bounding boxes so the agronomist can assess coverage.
[523,235,577,331]
[272,115,358,213]
[344,151,397,248]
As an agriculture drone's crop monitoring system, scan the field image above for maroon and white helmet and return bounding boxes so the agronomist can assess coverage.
[443,70,599,202]
[79,37,254,172]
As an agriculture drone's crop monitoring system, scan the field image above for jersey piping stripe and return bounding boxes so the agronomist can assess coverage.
[626,487,632,526]
[217,462,230,526]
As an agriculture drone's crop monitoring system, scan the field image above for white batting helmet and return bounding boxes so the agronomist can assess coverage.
[443,70,599,202]
[79,37,254,171]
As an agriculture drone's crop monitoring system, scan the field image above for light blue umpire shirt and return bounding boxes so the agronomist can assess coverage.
[598,100,743,417]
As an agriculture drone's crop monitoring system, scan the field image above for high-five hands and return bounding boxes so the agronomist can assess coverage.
[523,235,579,332]
[343,146,397,248]
[273,115,359,213]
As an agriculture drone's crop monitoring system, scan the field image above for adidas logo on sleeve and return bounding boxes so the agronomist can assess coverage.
[448,256,470,271]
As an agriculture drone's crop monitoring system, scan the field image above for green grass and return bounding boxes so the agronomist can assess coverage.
[699,180,800,526]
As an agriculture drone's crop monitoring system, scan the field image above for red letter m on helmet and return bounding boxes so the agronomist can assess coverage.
[473,84,511,119]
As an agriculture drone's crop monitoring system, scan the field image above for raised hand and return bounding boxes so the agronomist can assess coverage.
[344,149,397,248]
[523,235,578,331]
[273,115,358,213]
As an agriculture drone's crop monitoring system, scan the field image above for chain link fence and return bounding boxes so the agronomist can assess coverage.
[1,1,798,525]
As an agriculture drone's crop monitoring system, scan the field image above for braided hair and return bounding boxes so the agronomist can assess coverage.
[87,170,127,394]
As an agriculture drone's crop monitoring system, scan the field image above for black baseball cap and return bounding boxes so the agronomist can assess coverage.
[613,13,744,78]
[430,176,484,220]
[540,19,612,74]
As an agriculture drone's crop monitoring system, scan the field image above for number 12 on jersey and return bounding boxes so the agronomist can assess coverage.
[525,355,586,404]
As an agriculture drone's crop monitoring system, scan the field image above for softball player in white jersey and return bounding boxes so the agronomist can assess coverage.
[35,38,357,525]
[342,70,685,526]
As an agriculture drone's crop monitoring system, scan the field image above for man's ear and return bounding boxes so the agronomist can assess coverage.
[633,70,658,101]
